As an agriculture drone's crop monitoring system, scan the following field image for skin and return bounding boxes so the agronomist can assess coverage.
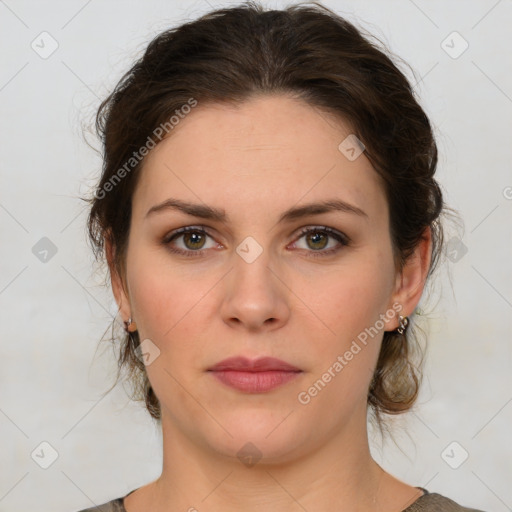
[107,94,432,512]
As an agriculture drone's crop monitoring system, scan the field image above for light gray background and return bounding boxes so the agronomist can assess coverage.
[1,1,511,511]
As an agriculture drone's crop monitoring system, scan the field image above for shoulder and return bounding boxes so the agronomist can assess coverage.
[405,491,487,512]
[73,497,126,512]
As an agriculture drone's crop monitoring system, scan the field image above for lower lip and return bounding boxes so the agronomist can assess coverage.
[209,370,301,393]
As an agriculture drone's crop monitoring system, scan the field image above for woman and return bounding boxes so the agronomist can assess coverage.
[78,1,485,511]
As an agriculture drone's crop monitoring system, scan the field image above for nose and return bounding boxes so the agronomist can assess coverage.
[220,250,290,333]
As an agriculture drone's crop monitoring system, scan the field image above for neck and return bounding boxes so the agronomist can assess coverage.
[149,404,389,512]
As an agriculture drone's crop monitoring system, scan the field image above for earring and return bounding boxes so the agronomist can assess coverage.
[124,317,137,333]
[396,315,409,335]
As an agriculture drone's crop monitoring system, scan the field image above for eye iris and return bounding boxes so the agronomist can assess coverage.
[184,232,205,250]
[307,231,328,250]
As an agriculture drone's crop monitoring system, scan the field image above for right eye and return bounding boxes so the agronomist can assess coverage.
[163,226,219,257]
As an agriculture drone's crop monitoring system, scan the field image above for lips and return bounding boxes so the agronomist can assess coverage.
[208,356,301,372]
[208,356,302,393]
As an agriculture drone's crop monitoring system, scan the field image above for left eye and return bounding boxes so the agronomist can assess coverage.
[163,226,349,258]
[292,227,349,257]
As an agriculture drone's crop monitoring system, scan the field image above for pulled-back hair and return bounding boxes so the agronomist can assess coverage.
[85,0,449,437]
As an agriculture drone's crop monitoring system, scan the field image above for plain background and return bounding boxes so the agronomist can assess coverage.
[1,0,511,511]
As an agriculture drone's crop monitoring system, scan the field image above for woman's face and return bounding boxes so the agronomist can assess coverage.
[113,94,416,462]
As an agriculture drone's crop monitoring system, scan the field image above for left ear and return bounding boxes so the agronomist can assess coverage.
[388,226,432,328]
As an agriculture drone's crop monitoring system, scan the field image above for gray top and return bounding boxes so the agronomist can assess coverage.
[75,486,487,511]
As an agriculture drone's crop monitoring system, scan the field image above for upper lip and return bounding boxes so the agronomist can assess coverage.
[208,356,301,372]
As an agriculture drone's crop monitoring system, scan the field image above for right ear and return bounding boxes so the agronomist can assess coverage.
[105,233,131,322]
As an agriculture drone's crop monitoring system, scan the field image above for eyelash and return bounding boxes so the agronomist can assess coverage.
[162,226,350,259]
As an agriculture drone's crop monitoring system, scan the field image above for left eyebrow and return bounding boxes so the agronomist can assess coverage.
[277,199,368,222]
[145,198,368,222]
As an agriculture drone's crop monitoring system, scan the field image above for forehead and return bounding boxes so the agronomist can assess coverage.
[132,94,386,224]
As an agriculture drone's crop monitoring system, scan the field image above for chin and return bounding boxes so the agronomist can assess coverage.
[204,412,314,466]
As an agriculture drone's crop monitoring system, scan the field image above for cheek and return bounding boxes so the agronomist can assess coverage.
[127,244,190,327]
[308,252,393,375]
[321,255,393,328]
[127,258,207,403]
[126,248,216,371]
[129,268,173,337]
[302,280,387,414]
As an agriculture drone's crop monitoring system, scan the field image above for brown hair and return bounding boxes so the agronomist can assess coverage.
[85,0,450,436]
